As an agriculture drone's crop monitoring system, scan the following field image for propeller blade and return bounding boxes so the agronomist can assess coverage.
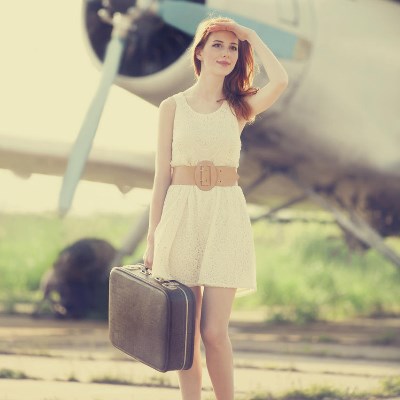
[58,36,125,217]
[158,0,310,60]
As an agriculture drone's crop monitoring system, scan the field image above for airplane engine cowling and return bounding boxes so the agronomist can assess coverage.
[82,0,205,104]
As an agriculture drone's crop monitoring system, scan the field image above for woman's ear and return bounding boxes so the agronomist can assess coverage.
[196,48,203,61]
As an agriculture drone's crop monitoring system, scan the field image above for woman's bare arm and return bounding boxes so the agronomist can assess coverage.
[207,22,289,118]
[147,97,176,244]
[245,29,289,117]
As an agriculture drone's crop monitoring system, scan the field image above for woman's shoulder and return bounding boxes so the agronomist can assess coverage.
[161,91,184,108]
[159,94,179,112]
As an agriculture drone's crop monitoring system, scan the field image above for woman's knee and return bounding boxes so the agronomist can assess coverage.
[200,322,229,347]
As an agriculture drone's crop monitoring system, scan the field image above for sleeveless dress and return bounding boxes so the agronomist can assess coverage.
[151,91,257,298]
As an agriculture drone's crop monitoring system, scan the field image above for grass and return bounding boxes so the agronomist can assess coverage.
[237,218,400,323]
[90,373,178,388]
[0,212,399,322]
[381,375,400,395]
[370,331,399,346]
[0,368,36,380]
[1,362,399,399]
[66,372,79,382]
[0,212,135,312]
[236,376,400,400]
[90,375,136,386]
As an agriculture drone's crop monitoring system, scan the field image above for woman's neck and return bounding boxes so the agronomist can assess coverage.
[191,74,225,102]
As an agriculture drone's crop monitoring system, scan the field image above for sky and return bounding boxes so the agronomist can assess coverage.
[0,1,159,214]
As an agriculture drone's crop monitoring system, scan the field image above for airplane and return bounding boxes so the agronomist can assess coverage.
[1,0,399,270]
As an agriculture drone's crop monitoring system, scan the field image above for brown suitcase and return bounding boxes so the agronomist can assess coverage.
[109,263,196,372]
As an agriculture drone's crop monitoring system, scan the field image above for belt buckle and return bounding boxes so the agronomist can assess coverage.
[194,160,218,191]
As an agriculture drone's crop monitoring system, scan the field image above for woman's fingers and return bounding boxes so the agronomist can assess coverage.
[143,245,154,269]
[207,22,250,41]
[208,22,234,33]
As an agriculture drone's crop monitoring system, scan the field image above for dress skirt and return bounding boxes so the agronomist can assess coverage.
[151,184,257,298]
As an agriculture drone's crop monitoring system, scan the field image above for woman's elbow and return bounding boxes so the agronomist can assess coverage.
[278,78,289,88]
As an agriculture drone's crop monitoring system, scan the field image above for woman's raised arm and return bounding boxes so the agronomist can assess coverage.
[208,22,289,118]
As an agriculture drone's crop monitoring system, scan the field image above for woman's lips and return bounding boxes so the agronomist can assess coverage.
[217,61,231,66]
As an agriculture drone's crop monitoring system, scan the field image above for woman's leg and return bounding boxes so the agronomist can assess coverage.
[177,285,203,400]
[200,286,237,400]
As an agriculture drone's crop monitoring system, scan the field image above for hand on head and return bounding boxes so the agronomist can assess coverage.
[207,21,252,42]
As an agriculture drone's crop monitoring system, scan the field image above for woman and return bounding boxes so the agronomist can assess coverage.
[143,16,288,400]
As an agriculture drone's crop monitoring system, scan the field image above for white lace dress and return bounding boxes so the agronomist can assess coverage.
[151,91,257,297]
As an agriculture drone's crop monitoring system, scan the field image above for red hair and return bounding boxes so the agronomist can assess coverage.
[188,16,259,123]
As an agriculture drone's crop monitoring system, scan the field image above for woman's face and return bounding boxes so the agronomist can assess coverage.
[196,30,239,76]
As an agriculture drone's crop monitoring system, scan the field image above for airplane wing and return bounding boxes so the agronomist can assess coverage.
[0,135,155,194]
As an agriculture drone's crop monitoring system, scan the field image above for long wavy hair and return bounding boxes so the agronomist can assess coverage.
[188,16,259,123]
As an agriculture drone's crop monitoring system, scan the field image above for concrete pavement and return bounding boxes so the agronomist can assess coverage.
[0,311,399,400]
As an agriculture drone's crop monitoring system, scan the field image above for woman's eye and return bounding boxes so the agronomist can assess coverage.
[231,46,238,51]
[212,43,220,47]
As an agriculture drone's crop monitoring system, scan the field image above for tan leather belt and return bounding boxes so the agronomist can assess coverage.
[171,160,239,191]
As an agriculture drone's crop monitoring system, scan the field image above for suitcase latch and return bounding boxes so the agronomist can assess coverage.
[162,281,179,290]
[155,276,179,290]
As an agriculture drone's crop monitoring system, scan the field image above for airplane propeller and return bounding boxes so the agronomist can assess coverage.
[59,0,311,216]
[58,8,141,216]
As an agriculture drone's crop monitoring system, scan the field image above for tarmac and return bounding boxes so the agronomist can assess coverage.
[0,310,399,400]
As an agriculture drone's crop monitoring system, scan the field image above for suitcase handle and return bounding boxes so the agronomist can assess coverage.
[136,262,152,276]
[136,263,168,284]
[129,263,152,276]
[125,263,152,276]
[124,264,178,288]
